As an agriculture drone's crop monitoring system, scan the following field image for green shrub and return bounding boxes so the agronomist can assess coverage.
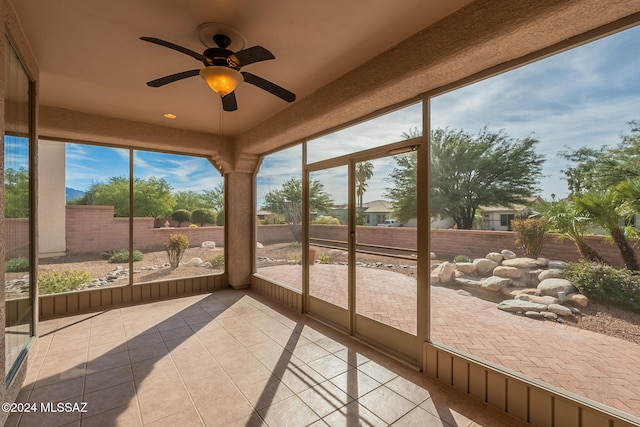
[171,209,192,226]
[192,208,216,225]
[39,270,91,294]
[166,234,189,268]
[101,249,116,260]
[563,260,640,312]
[108,249,143,263]
[216,208,225,226]
[453,255,470,263]
[512,217,548,258]
[205,253,225,269]
[6,257,29,272]
[312,215,340,225]
[318,254,331,264]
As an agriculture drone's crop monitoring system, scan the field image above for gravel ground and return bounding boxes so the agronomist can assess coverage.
[9,243,640,345]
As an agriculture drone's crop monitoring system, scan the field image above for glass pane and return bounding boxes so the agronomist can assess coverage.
[4,38,32,374]
[309,166,348,309]
[256,145,303,289]
[133,151,224,284]
[40,143,129,292]
[355,157,417,334]
[429,25,640,419]
[307,103,422,164]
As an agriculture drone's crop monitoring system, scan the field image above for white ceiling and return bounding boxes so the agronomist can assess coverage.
[13,0,473,137]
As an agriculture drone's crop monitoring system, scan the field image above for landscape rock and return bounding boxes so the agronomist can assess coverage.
[185,257,204,267]
[566,293,589,308]
[435,261,455,283]
[201,241,216,249]
[482,276,511,291]
[455,262,476,274]
[542,311,558,320]
[493,266,522,279]
[486,252,504,263]
[502,258,539,268]
[255,242,263,249]
[521,269,542,287]
[548,260,569,269]
[501,249,517,260]
[525,311,545,320]
[455,277,483,288]
[536,257,550,267]
[516,294,560,305]
[537,278,578,297]
[497,299,548,313]
[547,303,574,317]
[538,269,564,281]
[430,252,436,260]
[473,258,498,275]
[501,287,525,297]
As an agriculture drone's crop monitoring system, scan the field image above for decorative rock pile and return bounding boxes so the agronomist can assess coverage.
[431,249,588,322]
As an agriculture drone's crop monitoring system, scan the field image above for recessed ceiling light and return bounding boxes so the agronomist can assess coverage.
[163,113,177,119]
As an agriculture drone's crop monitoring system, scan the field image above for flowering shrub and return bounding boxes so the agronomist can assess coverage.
[166,234,189,268]
[563,260,640,312]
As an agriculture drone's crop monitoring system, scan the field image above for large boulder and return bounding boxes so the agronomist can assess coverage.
[201,241,216,249]
[497,299,548,313]
[185,257,204,267]
[432,261,455,283]
[493,266,522,279]
[516,294,560,305]
[473,258,498,275]
[501,249,517,260]
[548,260,569,269]
[482,276,511,291]
[502,258,539,268]
[486,252,504,263]
[538,269,564,281]
[566,293,589,308]
[455,262,476,275]
[537,278,578,297]
[547,303,574,317]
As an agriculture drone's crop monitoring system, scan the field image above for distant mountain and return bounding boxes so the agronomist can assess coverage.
[66,187,85,201]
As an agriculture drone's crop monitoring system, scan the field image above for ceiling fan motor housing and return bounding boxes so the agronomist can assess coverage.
[203,47,239,68]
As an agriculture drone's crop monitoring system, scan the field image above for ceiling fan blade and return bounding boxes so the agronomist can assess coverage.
[146,69,201,87]
[241,72,296,102]
[140,37,206,62]
[230,46,275,66]
[222,92,238,112]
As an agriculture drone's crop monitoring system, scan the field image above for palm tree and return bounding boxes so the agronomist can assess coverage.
[537,200,606,263]
[355,161,374,224]
[573,190,639,270]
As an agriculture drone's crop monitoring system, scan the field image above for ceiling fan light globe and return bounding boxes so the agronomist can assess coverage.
[199,66,243,96]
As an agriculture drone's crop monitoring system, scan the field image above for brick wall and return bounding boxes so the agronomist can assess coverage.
[4,219,30,258]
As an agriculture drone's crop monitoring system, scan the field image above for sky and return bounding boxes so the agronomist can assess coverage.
[65,25,640,206]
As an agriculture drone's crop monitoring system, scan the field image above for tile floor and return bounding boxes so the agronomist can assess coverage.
[7,290,529,426]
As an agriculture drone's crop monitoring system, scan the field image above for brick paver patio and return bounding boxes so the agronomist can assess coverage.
[258,264,640,420]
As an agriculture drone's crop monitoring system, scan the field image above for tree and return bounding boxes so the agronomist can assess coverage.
[385,127,544,229]
[201,182,225,212]
[573,190,639,271]
[560,120,640,194]
[263,177,333,243]
[75,176,176,217]
[174,190,206,211]
[191,208,216,225]
[355,161,374,224]
[4,167,30,218]
[536,199,606,263]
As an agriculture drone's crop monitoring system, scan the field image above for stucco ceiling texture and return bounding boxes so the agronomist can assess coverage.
[13,0,472,137]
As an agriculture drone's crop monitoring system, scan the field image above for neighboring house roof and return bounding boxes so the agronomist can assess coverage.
[331,200,393,214]
[479,196,544,213]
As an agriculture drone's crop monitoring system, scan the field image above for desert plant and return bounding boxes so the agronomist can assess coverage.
[312,215,341,225]
[171,209,192,227]
[318,254,331,264]
[563,260,640,312]
[189,224,198,228]
[6,257,29,272]
[166,234,189,268]
[191,208,216,226]
[39,270,91,294]
[205,253,225,269]
[453,255,470,263]
[511,217,548,258]
[108,249,144,263]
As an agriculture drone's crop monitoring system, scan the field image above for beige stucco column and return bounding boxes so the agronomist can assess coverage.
[225,171,254,289]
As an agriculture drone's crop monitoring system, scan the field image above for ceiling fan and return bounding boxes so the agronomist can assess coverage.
[140,24,295,112]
